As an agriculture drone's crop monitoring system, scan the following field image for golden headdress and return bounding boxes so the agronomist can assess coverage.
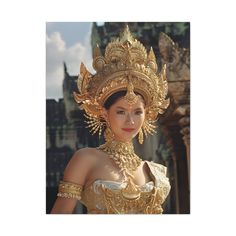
[73,25,169,139]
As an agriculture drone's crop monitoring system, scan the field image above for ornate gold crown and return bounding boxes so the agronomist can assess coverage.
[73,25,169,137]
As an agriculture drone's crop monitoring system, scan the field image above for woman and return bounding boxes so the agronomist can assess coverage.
[51,26,171,214]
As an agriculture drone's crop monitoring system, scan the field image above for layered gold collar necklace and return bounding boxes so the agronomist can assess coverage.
[97,140,142,178]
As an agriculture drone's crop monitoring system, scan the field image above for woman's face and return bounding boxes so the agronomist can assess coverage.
[103,96,145,142]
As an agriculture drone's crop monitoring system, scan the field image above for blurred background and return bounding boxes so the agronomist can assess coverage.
[46,22,190,214]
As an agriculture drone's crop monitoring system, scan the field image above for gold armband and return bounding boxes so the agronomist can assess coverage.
[57,181,83,200]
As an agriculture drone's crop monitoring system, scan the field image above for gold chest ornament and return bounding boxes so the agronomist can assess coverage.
[97,140,163,214]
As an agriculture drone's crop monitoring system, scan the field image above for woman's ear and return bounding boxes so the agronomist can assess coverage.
[101,108,108,122]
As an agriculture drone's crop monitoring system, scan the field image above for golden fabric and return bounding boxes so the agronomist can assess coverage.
[80,161,170,214]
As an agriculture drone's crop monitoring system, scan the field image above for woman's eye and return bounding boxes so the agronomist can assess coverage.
[135,111,143,115]
[117,110,125,114]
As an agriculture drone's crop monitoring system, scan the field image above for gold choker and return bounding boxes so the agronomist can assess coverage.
[97,140,142,176]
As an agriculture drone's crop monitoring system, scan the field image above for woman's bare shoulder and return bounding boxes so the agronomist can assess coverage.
[63,147,100,184]
[75,147,99,155]
[73,147,101,162]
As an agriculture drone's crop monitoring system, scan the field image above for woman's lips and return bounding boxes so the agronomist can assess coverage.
[122,128,135,132]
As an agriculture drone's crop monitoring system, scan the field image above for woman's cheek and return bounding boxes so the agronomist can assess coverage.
[135,115,145,126]
[111,115,124,129]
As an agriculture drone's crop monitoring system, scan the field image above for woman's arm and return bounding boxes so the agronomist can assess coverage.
[50,148,93,214]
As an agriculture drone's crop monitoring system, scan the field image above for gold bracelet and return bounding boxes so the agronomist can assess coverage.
[57,181,83,200]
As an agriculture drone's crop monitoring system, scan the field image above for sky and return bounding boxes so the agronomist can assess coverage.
[46,22,100,100]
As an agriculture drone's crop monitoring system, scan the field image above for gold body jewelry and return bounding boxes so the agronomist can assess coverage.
[57,181,83,200]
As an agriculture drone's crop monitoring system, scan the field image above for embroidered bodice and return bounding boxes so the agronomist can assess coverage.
[79,161,170,214]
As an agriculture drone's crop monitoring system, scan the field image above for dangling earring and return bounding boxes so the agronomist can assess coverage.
[84,114,104,138]
[142,120,157,136]
[104,121,114,142]
[138,128,144,144]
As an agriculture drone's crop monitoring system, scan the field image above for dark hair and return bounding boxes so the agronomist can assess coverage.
[104,90,145,110]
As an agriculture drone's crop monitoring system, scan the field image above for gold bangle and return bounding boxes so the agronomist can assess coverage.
[57,181,83,200]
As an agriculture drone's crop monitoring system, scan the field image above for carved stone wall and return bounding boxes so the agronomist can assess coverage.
[158,31,190,213]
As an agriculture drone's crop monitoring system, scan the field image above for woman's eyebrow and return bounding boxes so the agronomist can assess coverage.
[116,106,143,111]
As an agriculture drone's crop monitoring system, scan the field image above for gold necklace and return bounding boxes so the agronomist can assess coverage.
[98,140,144,202]
[97,140,142,175]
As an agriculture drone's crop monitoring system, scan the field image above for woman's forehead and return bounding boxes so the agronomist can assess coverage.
[112,96,145,109]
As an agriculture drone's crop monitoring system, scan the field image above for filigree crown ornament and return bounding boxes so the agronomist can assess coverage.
[73,25,169,139]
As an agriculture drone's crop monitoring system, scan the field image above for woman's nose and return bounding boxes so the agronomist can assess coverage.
[126,114,134,125]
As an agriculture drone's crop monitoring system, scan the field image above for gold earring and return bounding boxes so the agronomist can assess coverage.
[138,128,144,144]
[84,114,104,138]
[104,122,114,142]
[142,120,157,137]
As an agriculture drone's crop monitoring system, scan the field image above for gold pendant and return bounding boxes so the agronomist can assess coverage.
[121,177,141,200]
